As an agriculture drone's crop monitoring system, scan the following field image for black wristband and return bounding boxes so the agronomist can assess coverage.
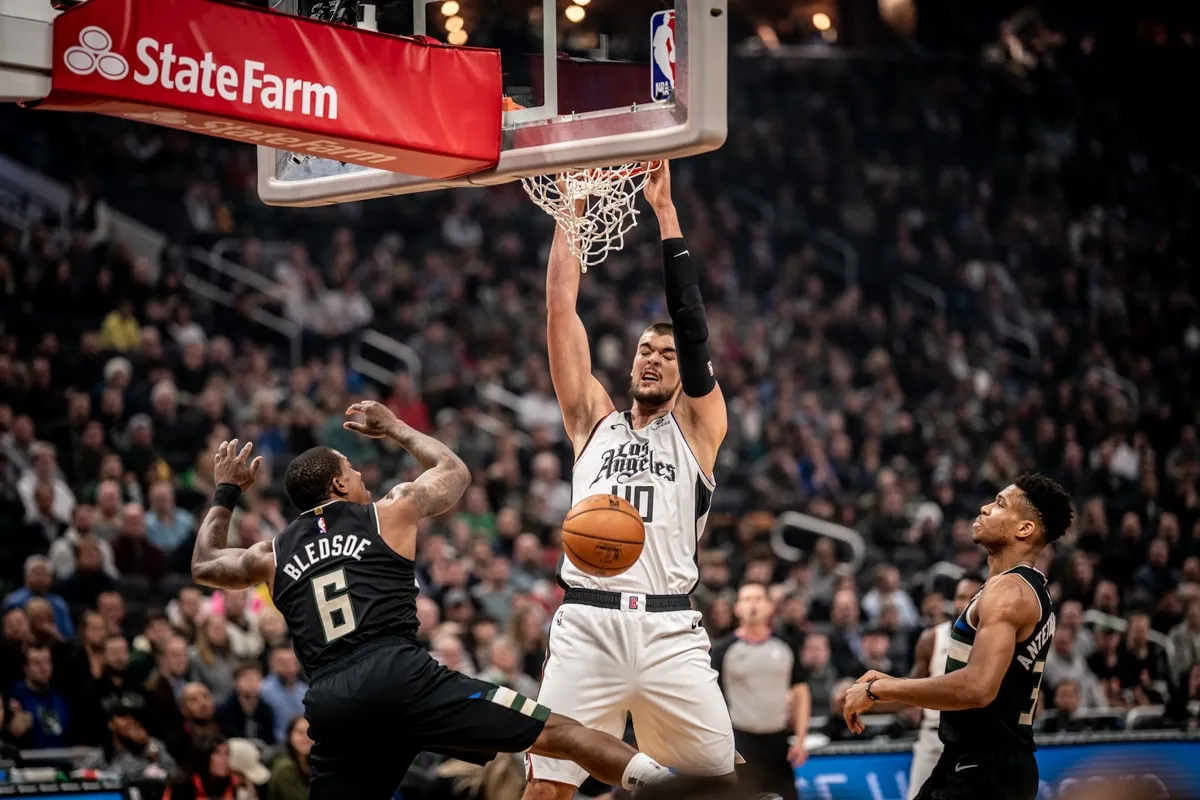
[213,483,241,511]
[865,679,881,702]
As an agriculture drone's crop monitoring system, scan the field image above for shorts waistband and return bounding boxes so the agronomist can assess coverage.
[562,588,691,613]
[308,635,415,683]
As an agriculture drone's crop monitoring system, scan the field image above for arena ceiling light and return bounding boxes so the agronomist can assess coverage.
[448,28,468,45]
[445,14,465,32]
[565,4,585,22]
[812,12,831,31]
[440,0,459,16]
[572,0,591,6]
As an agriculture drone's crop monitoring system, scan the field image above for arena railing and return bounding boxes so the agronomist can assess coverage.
[0,153,166,270]
[804,707,1173,739]
[183,272,304,367]
[189,245,534,443]
[1086,365,1140,416]
[1083,609,1175,672]
[188,246,423,383]
[994,315,1040,373]
[810,229,860,289]
[771,511,866,573]
[892,273,945,322]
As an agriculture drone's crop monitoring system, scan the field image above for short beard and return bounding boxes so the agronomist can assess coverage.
[630,381,676,407]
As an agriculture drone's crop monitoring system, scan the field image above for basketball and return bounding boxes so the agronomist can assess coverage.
[561,494,646,577]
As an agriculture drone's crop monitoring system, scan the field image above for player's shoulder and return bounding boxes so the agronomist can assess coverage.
[977,573,1042,625]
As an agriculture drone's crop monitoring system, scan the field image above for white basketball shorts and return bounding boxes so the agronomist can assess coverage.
[527,601,736,787]
[907,726,944,800]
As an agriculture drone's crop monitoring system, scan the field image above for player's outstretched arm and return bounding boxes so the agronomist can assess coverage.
[644,162,727,473]
[192,440,275,590]
[345,401,470,530]
[545,219,615,457]
[842,575,1038,732]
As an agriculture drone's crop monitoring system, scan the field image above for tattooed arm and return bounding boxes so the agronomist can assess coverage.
[191,439,275,590]
[192,508,275,590]
[344,402,471,560]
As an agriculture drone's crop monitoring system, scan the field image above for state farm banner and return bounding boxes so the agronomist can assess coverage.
[37,0,503,179]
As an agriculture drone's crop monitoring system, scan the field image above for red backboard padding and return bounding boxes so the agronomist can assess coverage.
[37,0,503,179]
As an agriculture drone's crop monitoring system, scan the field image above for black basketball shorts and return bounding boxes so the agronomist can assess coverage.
[303,638,550,800]
[913,746,1039,800]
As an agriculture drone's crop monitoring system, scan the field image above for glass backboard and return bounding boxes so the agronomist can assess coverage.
[257,0,727,206]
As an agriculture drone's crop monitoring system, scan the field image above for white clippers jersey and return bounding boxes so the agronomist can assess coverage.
[563,410,715,595]
[923,621,952,727]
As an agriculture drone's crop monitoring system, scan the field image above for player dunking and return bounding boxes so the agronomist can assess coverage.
[906,574,983,800]
[525,162,737,800]
[843,473,1073,800]
[190,404,675,800]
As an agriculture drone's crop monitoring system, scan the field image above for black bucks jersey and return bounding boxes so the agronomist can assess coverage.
[271,500,420,678]
[939,566,1055,750]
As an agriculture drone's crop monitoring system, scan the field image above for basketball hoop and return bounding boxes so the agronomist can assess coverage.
[521,161,661,273]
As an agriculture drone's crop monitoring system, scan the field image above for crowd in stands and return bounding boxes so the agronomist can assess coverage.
[0,23,1198,800]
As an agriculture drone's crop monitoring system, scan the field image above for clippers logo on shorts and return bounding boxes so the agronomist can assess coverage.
[588,442,677,487]
[650,10,676,102]
[628,596,639,610]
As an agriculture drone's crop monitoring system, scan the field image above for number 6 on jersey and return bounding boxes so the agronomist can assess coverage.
[313,568,358,643]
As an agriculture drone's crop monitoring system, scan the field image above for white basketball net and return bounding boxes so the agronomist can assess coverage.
[521,162,661,272]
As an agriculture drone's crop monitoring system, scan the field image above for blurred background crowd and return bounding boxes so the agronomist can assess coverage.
[1,2,1199,799]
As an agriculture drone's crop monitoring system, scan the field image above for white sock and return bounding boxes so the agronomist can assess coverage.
[621,753,673,790]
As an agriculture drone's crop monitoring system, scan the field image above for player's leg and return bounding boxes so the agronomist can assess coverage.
[525,604,637,800]
[368,626,671,792]
[307,739,411,800]
[531,711,674,788]
[412,676,673,789]
[906,728,943,800]
[304,662,412,800]
[630,611,737,779]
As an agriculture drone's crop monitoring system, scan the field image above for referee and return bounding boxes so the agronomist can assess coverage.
[712,582,810,798]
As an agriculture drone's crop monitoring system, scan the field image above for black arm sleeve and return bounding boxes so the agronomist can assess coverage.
[662,237,716,397]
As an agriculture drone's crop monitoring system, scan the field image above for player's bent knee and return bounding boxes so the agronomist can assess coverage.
[522,778,577,800]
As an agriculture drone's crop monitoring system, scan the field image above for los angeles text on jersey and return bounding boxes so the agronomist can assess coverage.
[280,533,371,580]
[589,441,677,487]
[1018,612,1056,670]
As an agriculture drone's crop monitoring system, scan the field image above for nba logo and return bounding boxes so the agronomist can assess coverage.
[628,596,640,610]
[650,10,676,102]
[318,518,327,534]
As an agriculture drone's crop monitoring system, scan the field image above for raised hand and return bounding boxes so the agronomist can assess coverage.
[642,160,673,212]
[213,439,263,491]
[343,400,401,439]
